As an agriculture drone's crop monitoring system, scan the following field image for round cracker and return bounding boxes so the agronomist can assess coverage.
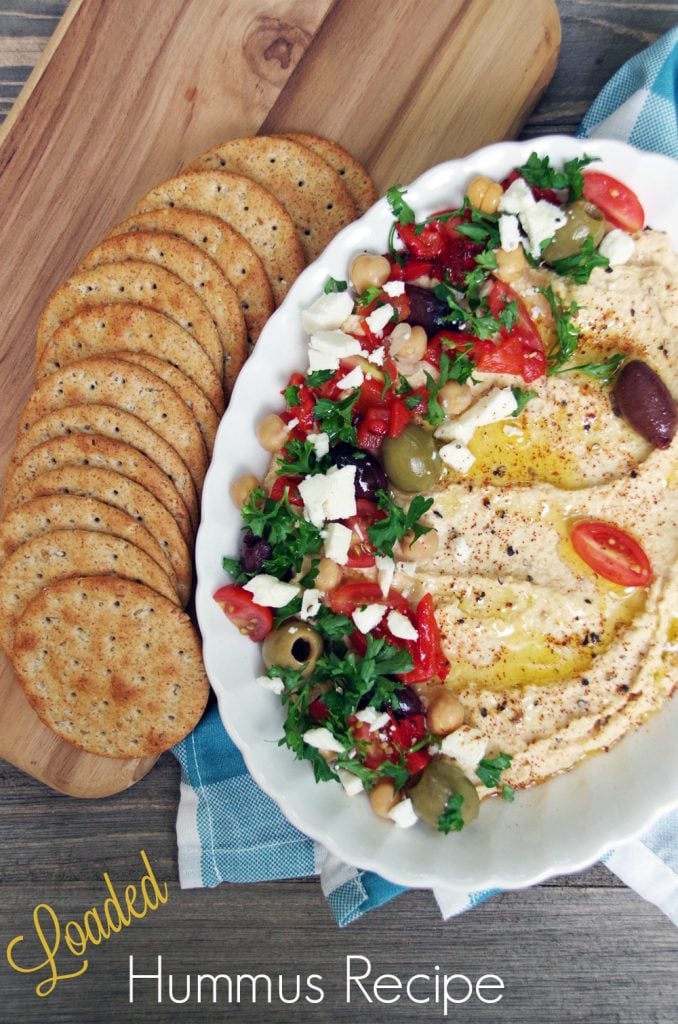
[133,171,304,306]
[110,208,273,345]
[38,304,224,415]
[36,261,223,381]
[0,529,179,654]
[11,466,193,602]
[281,133,378,216]
[112,351,219,456]
[0,494,175,586]
[18,357,207,493]
[187,136,356,263]
[78,233,244,397]
[9,404,196,538]
[12,576,209,757]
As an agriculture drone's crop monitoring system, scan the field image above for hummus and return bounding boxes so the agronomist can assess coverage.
[403,230,678,788]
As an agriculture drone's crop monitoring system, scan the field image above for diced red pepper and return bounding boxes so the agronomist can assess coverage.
[501,169,560,205]
[270,474,303,506]
[387,395,413,438]
[399,593,449,684]
[308,697,330,722]
[397,221,447,260]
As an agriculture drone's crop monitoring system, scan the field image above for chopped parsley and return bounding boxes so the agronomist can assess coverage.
[356,285,383,307]
[367,490,434,556]
[424,348,477,427]
[544,285,581,374]
[313,390,359,445]
[563,353,625,384]
[475,752,513,789]
[516,152,599,200]
[306,368,335,388]
[511,386,537,416]
[548,236,609,283]
[324,276,348,293]
[276,438,329,477]
[234,487,324,579]
[386,185,416,225]
[438,792,465,833]
[283,383,300,407]
[434,280,501,340]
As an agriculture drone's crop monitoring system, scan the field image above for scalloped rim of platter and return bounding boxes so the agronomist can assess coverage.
[196,136,678,891]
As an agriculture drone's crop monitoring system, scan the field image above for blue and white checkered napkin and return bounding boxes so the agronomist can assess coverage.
[174,28,678,926]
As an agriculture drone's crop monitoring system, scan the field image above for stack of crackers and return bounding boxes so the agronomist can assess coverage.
[0,133,376,761]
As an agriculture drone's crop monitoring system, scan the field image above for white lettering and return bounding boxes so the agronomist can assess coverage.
[129,954,162,1003]
[346,954,373,1002]
[476,973,504,1004]
[443,973,473,1014]
[168,972,191,1004]
[196,973,233,1003]
[373,972,402,1004]
[306,973,325,1004]
[405,973,431,1004]
[235,973,272,1003]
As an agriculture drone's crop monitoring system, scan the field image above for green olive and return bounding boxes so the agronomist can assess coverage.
[543,199,606,262]
[262,620,323,678]
[409,758,480,831]
[382,424,442,493]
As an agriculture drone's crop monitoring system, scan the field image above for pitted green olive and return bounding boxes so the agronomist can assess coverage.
[262,620,323,678]
[408,758,480,830]
[543,200,606,262]
[382,424,442,493]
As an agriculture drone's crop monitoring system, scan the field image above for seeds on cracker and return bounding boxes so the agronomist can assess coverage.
[36,261,224,381]
[133,171,304,306]
[110,208,274,345]
[11,576,209,757]
[78,232,246,397]
[188,135,356,263]
[280,132,378,216]
[0,529,180,654]
[18,357,208,492]
[11,465,193,603]
[38,304,224,415]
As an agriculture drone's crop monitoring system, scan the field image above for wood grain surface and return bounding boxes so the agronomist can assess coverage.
[1,2,678,1023]
[0,0,560,797]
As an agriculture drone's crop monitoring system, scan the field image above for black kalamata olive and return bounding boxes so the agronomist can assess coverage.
[241,529,272,574]
[614,359,677,449]
[405,284,459,336]
[388,687,423,720]
[330,442,388,501]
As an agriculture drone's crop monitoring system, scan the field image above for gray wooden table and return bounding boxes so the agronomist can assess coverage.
[1,2,677,1022]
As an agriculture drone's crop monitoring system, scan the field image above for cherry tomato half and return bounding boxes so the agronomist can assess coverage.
[213,584,273,641]
[570,521,653,588]
[582,171,645,233]
[329,582,410,617]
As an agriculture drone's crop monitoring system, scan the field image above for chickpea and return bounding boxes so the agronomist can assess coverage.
[439,380,473,416]
[315,557,342,592]
[399,529,439,562]
[427,690,465,735]
[466,175,503,214]
[495,245,529,282]
[350,253,391,293]
[390,323,427,362]
[256,413,289,453]
[230,473,259,509]
[369,779,399,819]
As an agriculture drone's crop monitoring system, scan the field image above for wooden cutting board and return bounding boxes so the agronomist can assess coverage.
[0,0,561,797]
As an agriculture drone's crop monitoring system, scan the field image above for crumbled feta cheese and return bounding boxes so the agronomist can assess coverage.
[369,346,386,366]
[299,588,322,621]
[287,417,299,429]
[440,726,488,778]
[375,554,395,597]
[383,280,405,297]
[337,768,364,796]
[337,366,364,390]
[453,537,472,563]
[243,575,300,608]
[323,521,352,565]
[435,387,518,445]
[387,609,419,641]
[302,727,345,754]
[352,603,387,633]
[355,706,390,731]
[301,291,354,334]
[308,329,362,371]
[307,431,330,458]
[257,675,284,695]
[365,304,395,336]
[498,177,535,215]
[599,228,635,266]
[439,440,476,473]
[519,200,567,257]
[388,797,418,829]
[499,214,521,252]
[299,465,357,527]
